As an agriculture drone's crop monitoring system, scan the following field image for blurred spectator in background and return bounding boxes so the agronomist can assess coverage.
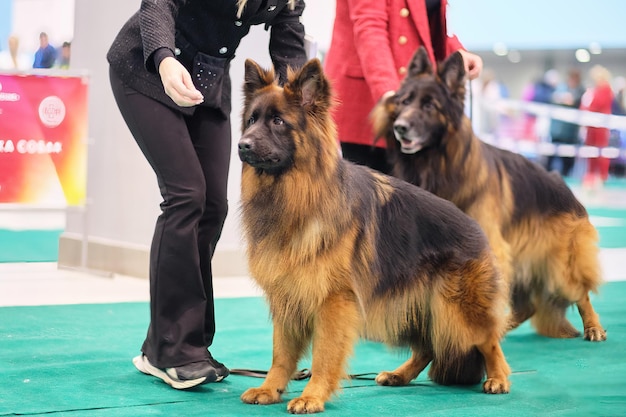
[612,76,626,116]
[608,76,626,178]
[476,68,507,136]
[0,34,31,70]
[581,64,614,189]
[532,69,560,104]
[546,68,585,177]
[521,69,560,141]
[57,41,71,69]
[33,32,57,69]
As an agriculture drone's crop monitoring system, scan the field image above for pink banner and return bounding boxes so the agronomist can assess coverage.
[0,72,88,206]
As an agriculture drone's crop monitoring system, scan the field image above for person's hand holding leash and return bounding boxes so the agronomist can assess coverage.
[159,57,204,107]
[458,49,483,80]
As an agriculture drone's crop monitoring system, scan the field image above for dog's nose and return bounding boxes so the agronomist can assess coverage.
[238,138,254,153]
[393,121,409,136]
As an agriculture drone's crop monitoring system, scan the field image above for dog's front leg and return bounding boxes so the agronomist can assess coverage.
[241,321,309,406]
[287,291,360,414]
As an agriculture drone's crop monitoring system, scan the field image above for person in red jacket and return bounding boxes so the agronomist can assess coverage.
[324,0,483,173]
[581,65,614,189]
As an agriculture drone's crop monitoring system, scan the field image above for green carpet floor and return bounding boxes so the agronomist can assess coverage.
[1,281,625,417]
[0,229,62,263]
[587,207,626,248]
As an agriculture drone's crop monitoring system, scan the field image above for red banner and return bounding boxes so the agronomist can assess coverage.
[0,72,88,206]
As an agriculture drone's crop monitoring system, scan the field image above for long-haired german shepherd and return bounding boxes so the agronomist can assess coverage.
[237,58,511,414]
[372,46,606,342]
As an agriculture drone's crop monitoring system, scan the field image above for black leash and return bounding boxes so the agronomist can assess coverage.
[230,368,377,381]
[468,78,473,122]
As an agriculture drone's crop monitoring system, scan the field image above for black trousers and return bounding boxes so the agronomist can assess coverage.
[110,68,231,368]
[340,142,391,175]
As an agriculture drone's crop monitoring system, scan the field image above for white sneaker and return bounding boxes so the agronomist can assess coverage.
[132,355,215,390]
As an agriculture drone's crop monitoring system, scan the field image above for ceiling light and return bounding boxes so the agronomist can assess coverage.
[507,50,521,63]
[589,42,602,54]
[575,49,591,63]
[493,42,508,56]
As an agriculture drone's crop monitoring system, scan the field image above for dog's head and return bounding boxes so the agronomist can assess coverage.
[371,46,467,155]
[238,58,336,176]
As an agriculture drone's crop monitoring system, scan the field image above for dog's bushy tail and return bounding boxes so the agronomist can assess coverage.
[428,347,485,386]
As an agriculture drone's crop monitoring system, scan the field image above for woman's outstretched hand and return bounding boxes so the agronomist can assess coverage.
[159,57,204,107]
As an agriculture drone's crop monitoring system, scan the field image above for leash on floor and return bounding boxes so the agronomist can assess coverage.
[230,368,378,381]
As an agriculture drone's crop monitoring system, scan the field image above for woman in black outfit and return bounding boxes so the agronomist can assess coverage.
[107,0,308,390]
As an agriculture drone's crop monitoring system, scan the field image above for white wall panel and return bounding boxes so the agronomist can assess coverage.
[12,0,74,54]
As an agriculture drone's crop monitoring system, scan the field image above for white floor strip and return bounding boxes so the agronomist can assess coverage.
[0,262,262,307]
[0,211,66,230]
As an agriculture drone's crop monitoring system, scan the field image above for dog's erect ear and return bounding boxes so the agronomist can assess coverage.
[407,46,433,78]
[285,58,332,110]
[243,59,275,100]
[439,51,466,94]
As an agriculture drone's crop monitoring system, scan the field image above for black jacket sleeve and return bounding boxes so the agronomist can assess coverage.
[269,0,308,83]
[139,0,182,72]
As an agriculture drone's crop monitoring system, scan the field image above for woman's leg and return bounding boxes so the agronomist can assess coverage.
[185,106,231,350]
[598,129,611,181]
[110,68,215,369]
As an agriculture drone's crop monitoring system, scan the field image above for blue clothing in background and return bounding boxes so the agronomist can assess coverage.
[33,44,57,68]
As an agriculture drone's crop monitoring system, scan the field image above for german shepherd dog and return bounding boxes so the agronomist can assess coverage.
[237,58,511,414]
[372,46,607,343]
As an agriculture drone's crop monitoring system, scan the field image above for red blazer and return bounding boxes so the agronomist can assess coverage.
[581,83,614,147]
[324,0,463,147]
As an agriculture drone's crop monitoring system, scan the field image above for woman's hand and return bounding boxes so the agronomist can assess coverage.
[458,50,483,80]
[158,57,204,107]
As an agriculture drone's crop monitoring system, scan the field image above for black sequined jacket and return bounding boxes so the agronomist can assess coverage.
[107,0,307,116]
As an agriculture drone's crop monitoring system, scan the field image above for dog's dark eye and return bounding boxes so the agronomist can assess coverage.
[272,116,284,126]
[401,95,413,106]
[247,116,256,126]
[422,101,434,111]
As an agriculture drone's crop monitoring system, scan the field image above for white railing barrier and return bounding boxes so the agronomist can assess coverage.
[476,98,626,160]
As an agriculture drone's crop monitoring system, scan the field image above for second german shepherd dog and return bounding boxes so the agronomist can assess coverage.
[237,58,511,414]
[372,46,606,342]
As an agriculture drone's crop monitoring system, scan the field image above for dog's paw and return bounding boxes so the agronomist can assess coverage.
[287,396,325,414]
[584,327,607,342]
[241,387,282,405]
[375,371,409,386]
[482,378,510,394]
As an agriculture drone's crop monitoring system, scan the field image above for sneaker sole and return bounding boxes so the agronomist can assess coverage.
[132,355,207,390]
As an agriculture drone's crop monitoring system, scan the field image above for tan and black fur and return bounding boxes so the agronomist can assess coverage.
[238,58,511,414]
[372,46,606,342]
